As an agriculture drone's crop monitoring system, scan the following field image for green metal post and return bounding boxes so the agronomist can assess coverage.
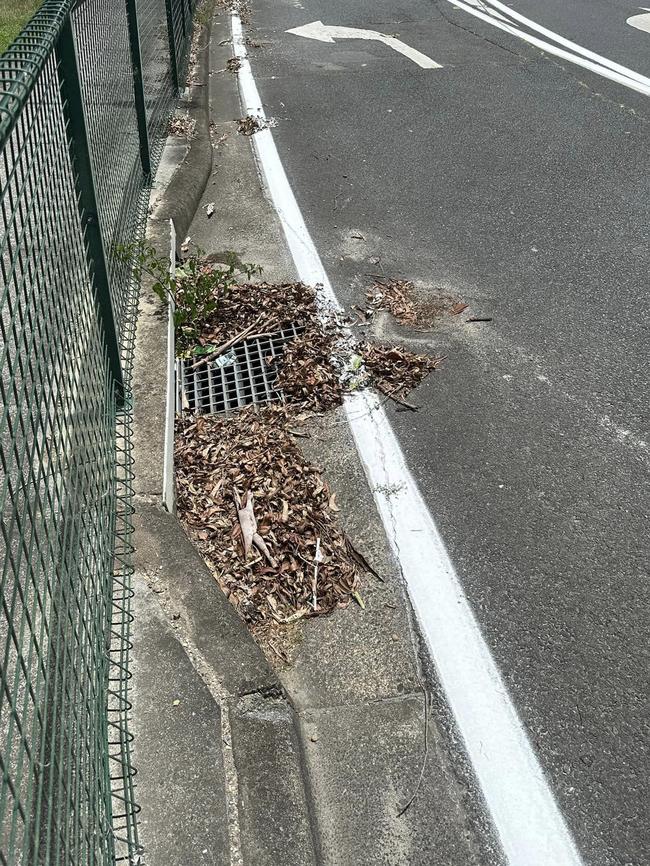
[55,16,124,404]
[124,0,152,179]
[165,0,180,93]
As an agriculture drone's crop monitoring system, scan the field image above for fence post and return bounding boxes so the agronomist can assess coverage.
[56,15,124,404]
[165,0,180,93]
[124,0,152,179]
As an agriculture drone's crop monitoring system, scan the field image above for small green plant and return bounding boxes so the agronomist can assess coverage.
[117,239,261,353]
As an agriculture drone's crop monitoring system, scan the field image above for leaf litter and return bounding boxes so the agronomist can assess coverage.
[176,407,361,628]
[365,277,470,328]
[237,114,265,135]
[174,266,445,653]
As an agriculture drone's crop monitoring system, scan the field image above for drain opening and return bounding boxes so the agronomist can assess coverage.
[176,324,303,415]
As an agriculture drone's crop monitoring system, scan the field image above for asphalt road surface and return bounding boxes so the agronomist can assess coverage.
[242,1,650,863]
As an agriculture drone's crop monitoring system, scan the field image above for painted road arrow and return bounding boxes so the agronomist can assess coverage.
[627,8,650,33]
[286,21,442,69]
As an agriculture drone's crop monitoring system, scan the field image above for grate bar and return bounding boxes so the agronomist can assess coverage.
[176,325,303,416]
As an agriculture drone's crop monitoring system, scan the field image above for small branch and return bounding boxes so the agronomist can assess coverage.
[312,538,321,611]
[397,686,430,816]
[380,386,419,412]
[189,315,262,370]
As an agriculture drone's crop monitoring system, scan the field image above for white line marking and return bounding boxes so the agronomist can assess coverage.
[286,20,442,68]
[445,0,650,96]
[231,13,584,865]
[163,219,177,514]
[453,0,510,23]
[477,0,650,87]
[627,8,650,34]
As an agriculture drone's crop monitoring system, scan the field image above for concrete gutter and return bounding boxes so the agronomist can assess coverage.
[130,11,318,865]
[152,9,214,248]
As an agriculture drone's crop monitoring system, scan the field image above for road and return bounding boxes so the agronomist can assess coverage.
[240,1,650,863]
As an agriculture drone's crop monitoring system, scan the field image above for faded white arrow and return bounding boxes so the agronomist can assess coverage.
[627,7,650,33]
[286,20,442,69]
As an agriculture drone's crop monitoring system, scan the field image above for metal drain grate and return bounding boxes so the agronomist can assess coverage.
[176,324,303,415]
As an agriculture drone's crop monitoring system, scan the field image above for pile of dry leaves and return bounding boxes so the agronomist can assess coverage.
[176,408,371,632]
[275,325,344,412]
[238,114,263,135]
[175,269,445,637]
[195,279,322,347]
[191,274,442,411]
[366,278,419,325]
[359,342,444,405]
[168,112,196,139]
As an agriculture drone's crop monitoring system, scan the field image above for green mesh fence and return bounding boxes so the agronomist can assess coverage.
[0,0,197,863]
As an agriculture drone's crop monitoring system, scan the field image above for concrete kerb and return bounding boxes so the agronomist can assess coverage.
[151,6,214,248]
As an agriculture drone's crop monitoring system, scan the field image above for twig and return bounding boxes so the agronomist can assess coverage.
[466,316,492,323]
[268,641,289,663]
[381,386,419,412]
[345,536,383,581]
[397,686,430,816]
[312,537,321,611]
[189,315,262,369]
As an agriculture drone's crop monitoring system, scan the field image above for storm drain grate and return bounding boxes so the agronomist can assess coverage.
[176,324,304,415]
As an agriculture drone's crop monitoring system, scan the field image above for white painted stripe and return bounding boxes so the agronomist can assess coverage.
[455,0,510,23]
[231,13,584,865]
[477,0,650,89]
[445,0,650,96]
[163,218,177,514]
[627,9,650,35]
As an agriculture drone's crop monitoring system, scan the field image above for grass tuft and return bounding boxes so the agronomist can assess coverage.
[0,1,42,55]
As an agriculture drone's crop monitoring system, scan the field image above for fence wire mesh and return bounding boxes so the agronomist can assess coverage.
[0,0,198,862]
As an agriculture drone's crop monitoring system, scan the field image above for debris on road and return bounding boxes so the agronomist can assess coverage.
[208,121,229,149]
[365,277,474,329]
[194,279,322,348]
[238,114,264,135]
[169,111,196,139]
[275,325,344,412]
[226,56,242,73]
[366,278,418,325]
[186,272,443,411]
[358,342,445,404]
